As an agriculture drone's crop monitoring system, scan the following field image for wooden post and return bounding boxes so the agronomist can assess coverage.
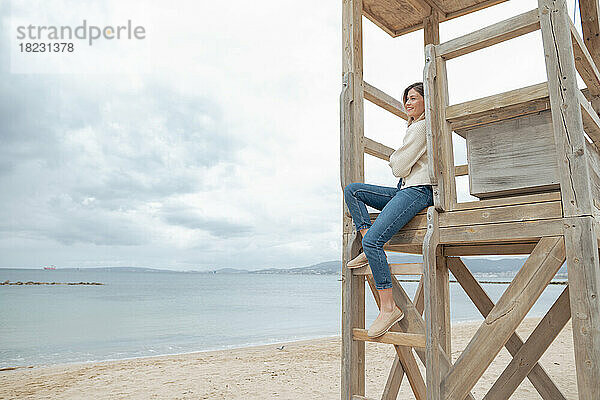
[539,1,600,398]
[578,0,600,113]
[423,207,442,400]
[539,0,594,217]
[341,0,365,399]
[563,216,600,400]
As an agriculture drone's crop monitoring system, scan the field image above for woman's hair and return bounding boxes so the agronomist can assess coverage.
[403,82,425,126]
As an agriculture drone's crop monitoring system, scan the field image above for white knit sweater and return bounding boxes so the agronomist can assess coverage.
[388,119,432,188]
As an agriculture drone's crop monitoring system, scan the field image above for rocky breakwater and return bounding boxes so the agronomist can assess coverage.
[1,280,104,285]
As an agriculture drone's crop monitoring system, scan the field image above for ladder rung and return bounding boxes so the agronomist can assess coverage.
[352,328,426,348]
[352,263,423,276]
[351,396,378,400]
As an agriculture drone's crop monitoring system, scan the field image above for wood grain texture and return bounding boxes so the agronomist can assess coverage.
[563,215,600,399]
[539,0,594,217]
[448,256,567,400]
[363,81,407,120]
[465,110,560,198]
[437,8,540,60]
[447,82,549,134]
[442,236,566,400]
[483,286,570,400]
[341,0,365,398]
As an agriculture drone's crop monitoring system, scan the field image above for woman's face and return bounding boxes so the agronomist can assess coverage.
[405,88,425,119]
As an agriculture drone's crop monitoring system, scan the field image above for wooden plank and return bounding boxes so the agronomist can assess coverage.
[563,215,600,399]
[363,137,394,161]
[444,242,537,256]
[437,8,540,60]
[382,356,404,400]
[423,207,442,400]
[465,110,560,198]
[414,276,425,315]
[391,1,511,38]
[366,276,427,400]
[363,81,408,120]
[439,200,563,229]
[387,217,564,247]
[483,287,571,400]
[442,236,566,400]
[353,328,426,348]
[579,90,600,147]
[539,0,594,217]
[451,191,560,211]
[448,256,567,400]
[571,19,600,96]
[447,83,550,135]
[454,164,468,176]
[439,218,564,245]
[352,263,423,276]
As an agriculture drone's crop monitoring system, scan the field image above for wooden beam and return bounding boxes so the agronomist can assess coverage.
[423,8,440,46]
[423,207,443,400]
[352,263,423,276]
[444,0,510,20]
[353,328,426,348]
[438,218,564,245]
[539,0,594,217]
[382,356,404,400]
[579,0,600,70]
[341,0,365,398]
[454,164,468,176]
[563,215,600,399]
[448,256,567,400]
[363,137,468,177]
[363,137,394,161]
[362,9,396,37]
[363,81,407,120]
[437,8,540,60]
[446,82,550,134]
[571,19,600,96]
[579,90,600,147]
[442,236,566,400]
[483,287,570,400]
[444,242,537,256]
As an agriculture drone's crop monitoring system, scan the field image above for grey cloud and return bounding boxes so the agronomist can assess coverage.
[160,207,253,238]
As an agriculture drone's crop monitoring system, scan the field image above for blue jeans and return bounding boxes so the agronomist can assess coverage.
[343,179,433,290]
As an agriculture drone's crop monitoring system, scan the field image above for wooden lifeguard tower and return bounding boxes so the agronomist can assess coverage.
[340,0,600,399]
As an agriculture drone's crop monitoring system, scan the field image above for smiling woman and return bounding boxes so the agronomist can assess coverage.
[343,81,432,338]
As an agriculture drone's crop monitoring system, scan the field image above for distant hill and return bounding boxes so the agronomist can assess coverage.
[48,257,567,277]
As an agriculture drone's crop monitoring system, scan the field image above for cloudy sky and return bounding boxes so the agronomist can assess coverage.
[0,0,583,270]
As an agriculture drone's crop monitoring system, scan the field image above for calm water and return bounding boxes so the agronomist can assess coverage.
[0,268,565,368]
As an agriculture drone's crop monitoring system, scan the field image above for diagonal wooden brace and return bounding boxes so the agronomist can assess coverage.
[442,236,566,400]
[448,256,567,400]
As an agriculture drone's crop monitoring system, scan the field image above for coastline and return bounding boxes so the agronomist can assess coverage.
[0,318,577,399]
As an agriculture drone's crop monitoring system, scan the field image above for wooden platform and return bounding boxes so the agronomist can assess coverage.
[363,0,510,37]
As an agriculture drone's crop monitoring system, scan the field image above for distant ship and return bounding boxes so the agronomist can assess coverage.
[43,265,56,270]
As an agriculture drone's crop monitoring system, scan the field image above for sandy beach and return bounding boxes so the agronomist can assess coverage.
[0,318,577,399]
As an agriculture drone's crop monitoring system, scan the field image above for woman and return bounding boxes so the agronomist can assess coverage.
[343,82,433,338]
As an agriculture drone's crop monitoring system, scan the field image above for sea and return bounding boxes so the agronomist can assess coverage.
[0,268,566,369]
